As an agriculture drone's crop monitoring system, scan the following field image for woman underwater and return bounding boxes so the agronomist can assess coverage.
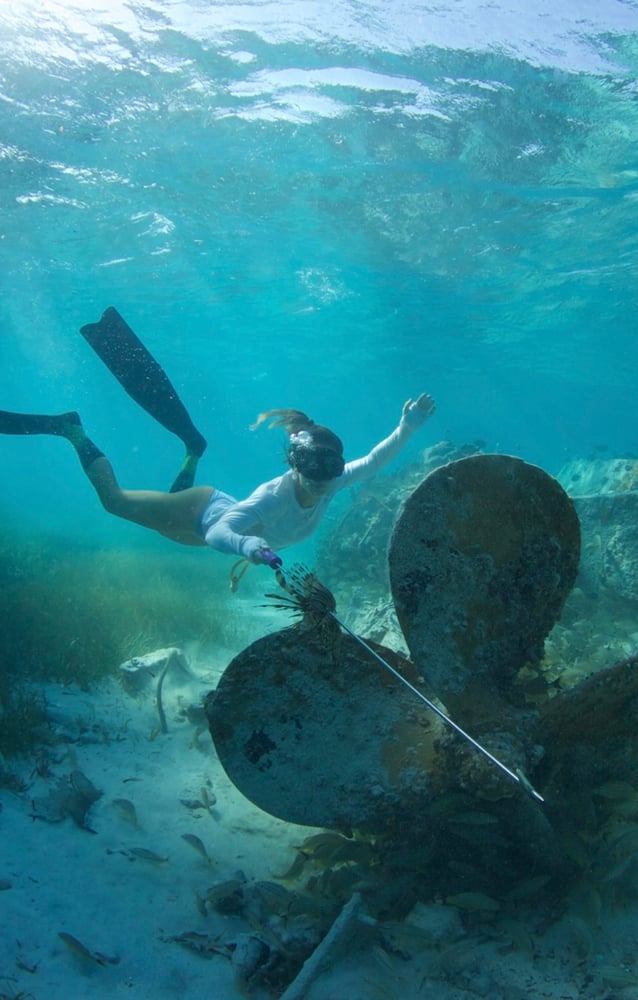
[1,308,435,570]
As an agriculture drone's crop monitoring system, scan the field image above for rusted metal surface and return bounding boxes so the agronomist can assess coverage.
[207,455,584,828]
[389,454,581,709]
[206,620,448,831]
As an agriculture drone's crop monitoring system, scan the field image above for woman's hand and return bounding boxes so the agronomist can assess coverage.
[256,546,283,569]
[403,393,436,420]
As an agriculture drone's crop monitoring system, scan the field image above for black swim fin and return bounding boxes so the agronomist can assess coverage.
[0,410,104,470]
[0,409,81,436]
[80,307,207,459]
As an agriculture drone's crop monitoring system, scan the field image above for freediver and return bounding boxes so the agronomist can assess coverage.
[1,307,435,572]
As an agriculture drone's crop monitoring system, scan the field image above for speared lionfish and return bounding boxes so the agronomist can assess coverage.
[264,564,338,635]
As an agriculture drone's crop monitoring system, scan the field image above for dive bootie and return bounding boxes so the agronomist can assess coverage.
[80,307,207,459]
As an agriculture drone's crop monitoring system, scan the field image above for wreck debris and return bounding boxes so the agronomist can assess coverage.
[279,892,375,1000]
[118,646,192,734]
[30,769,102,831]
[198,450,638,995]
[206,627,448,832]
[388,454,580,707]
[206,455,580,829]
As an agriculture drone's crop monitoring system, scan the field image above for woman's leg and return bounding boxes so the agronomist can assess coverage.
[0,409,212,546]
[86,457,212,546]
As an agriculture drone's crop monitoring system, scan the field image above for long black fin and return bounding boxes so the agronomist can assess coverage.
[0,409,80,435]
[80,307,207,458]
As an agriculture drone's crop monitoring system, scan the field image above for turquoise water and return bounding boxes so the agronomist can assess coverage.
[3,7,638,996]
[1,0,638,546]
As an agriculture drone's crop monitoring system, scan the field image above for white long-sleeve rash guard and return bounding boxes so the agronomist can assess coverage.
[201,405,428,562]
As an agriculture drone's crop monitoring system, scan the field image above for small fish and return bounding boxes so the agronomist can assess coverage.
[605,824,638,853]
[58,931,120,966]
[330,839,376,865]
[181,833,212,865]
[170,931,231,958]
[597,964,638,989]
[296,831,360,865]
[495,918,534,960]
[205,878,244,899]
[432,938,482,974]
[379,921,434,960]
[445,891,501,912]
[298,832,349,853]
[309,864,363,899]
[253,880,293,911]
[371,943,397,974]
[275,850,309,882]
[112,798,138,827]
[128,847,168,863]
[593,781,637,801]
[200,786,217,814]
[602,851,638,885]
[189,726,208,751]
[504,874,551,900]
[204,878,245,914]
[180,798,206,811]
[611,798,638,818]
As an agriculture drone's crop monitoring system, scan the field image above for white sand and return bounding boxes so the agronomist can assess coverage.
[0,637,309,1000]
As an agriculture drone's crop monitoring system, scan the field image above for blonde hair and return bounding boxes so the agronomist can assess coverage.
[250,408,315,435]
[251,408,345,478]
